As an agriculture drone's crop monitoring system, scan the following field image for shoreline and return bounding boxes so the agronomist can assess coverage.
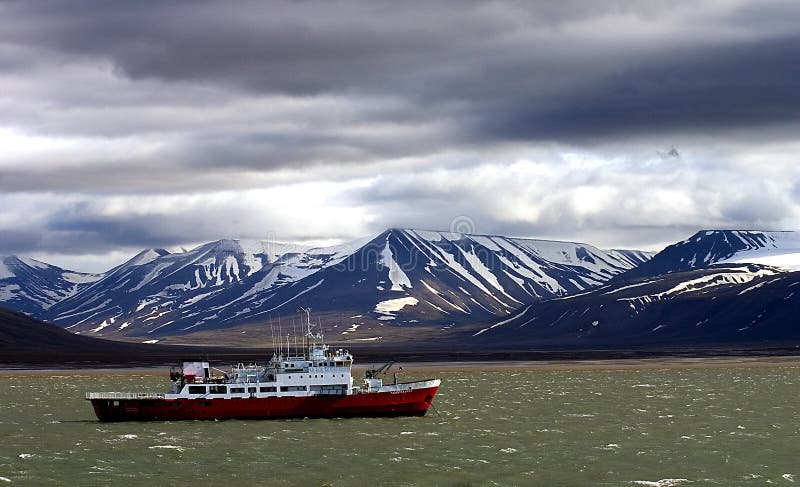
[3,355,800,376]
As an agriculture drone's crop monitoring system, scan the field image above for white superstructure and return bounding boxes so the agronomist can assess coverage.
[155,308,423,401]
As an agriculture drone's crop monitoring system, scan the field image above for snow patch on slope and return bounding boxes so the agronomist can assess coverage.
[180,290,217,308]
[0,259,14,279]
[710,231,800,271]
[491,239,565,294]
[16,256,49,269]
[131,262,173,291]
[380,238,412,291]
[456,246,521,304]
[619,267,780,311]
[419,279,441,295]
[718,232,800,271]
[473,305,532,336]
[61,272,104,284]
[664,268,779,295]
[0,284,20,300]
[375,297,419,315]
[91,316,117,333]
[249,279,326,317]
[128,249,167,267]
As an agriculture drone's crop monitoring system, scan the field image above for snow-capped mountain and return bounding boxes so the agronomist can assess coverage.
[44,238,366,335]
[621,230,800,281]
[472,262,800,347]
[474,229,800,347]
[0,256,103,318]
[6,227,800,349]
[38,228,651,338]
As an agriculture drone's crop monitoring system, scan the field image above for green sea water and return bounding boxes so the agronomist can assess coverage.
[0,366,799,486]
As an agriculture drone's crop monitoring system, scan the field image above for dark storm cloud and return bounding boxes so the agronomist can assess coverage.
[476,36,800,142]
[0,229,44,255]
[5,202,236,256]
[4,0,800,144]
[46,208,216,251]
[2,0,800,265]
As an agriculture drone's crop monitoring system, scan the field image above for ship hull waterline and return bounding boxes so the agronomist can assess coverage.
[89,385,439,422]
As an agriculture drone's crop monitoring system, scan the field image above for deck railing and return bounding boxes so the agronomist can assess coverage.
[85,392,166,400]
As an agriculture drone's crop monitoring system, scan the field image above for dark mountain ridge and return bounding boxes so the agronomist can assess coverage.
[3,228,651,340]
[619,230,798,281]
[475,229,800,348]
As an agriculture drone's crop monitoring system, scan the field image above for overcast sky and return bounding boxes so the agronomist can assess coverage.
[2,0,800,272]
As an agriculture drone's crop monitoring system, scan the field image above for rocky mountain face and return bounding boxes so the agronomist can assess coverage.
[620,230,800,280]
[4,228,800,349]
[0,256,102,318]
[474,230,800,347]
[1,229,651,340]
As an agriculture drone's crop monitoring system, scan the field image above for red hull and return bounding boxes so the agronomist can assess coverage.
[89,386,439,421]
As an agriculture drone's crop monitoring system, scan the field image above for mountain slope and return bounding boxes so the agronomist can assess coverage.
[42,229,651,339]
[471,264,800,347]
[0,306,273,364]
[0,256,103,318]
[621,230,800,280]
[0,306,131,353]
[476,229,800,348]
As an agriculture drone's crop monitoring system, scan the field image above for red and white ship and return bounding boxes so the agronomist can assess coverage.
[86,309,440,421]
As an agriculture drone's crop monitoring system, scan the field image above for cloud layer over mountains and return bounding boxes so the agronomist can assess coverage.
[1,0,799,271]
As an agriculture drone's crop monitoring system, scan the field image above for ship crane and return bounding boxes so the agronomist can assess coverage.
[366,360,395,380]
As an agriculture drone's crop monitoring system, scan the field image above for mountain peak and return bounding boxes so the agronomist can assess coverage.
[1,255,61,279]
[0,256,15,279]
[623,229,800,280]
[193,239,245,253]
[125,248,171,268]
[0,255,103,316]
[29,229,651,338]
[687,229,793,239]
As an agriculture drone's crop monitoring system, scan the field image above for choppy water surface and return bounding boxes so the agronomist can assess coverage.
[1,366,799,486]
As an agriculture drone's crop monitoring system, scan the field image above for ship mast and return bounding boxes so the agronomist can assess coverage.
[299,306,326,359]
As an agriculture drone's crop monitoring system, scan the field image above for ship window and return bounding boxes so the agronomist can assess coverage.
[188,386,206,394]
[248,387,256,393]
[209,386,227,394]
[230,387,245,394]
[280,386,307,392]
[260,386,277,392]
